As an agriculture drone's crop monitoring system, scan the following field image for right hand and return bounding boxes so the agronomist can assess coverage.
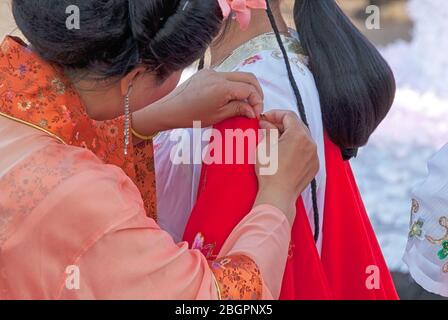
[254,111,319,224]
[163,69,264,127]
[133,69,264,136]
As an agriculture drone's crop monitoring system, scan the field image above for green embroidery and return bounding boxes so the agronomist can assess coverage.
[438,241,448,260]
[409,219,424,239]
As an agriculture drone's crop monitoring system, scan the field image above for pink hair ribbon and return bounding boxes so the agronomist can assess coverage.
[218,0,267,30]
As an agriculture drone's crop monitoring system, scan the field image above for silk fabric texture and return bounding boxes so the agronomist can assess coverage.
[0,36,291,299]
[156,32,399,300]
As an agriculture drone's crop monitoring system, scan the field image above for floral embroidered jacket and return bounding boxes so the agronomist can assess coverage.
[0,36,291,300]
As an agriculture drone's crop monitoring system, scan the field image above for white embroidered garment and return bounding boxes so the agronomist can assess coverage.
[155,32,327,252]
[403,143,448,297]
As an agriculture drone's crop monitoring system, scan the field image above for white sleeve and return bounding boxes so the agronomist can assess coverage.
[154,129,206,242]
[403,143,448,297]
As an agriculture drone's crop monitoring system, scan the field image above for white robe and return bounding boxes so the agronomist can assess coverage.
[403,143,448,297]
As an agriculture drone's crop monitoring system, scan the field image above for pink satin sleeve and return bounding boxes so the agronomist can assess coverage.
[0,117,291,300]
[218,205,292,299]
[60,200,291,300]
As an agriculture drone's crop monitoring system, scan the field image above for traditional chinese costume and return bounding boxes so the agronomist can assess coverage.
[156,32,399,300]
[0,36,291,300]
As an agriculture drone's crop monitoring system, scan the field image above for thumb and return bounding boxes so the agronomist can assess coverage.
[259,119,278,130]
[258,119,280,146]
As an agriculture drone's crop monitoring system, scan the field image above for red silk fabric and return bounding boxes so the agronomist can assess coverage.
[183,117,398,300]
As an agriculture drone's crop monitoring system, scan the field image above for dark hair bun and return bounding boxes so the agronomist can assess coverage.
[12,0,222,79]
[129,0,222,79]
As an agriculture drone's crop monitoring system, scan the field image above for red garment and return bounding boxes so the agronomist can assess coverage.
[183,117,399,300]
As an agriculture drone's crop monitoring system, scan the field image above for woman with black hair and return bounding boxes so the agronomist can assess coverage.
[156,0,399,299]
[0,0,320,299]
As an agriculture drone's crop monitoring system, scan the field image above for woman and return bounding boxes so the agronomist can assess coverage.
[0,0,319,299]
[156,0,399,299]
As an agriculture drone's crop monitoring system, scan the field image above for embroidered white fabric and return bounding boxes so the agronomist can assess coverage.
[403,144,448,297]
[154,33,327,253]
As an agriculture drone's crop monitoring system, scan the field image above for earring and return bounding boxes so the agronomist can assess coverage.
[124,85,133,156]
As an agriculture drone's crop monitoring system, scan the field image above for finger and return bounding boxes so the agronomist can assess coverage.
[224,82,263,116]
[240,104,257,119]
[262,110,302,133]
[259,119,279,143]
[221,101,256,119]
[259,120,279,130]
[221,72,264,99]
[257,121,277,161]
[260,111,287,132]
[262,110,296,125]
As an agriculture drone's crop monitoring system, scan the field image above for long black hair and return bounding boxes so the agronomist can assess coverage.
[265,0,395,242]
[291,0,395,159]
[12,0,223,81]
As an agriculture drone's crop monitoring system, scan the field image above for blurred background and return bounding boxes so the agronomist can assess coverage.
[1,0,447,299]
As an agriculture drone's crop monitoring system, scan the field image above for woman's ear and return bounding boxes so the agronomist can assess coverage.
[120,66,147,96]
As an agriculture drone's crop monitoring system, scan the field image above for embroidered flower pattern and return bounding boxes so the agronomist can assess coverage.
[271,50,309,75]
[17,101,32,111]
[193,237,263,299]
[38,119,49,128]
[242,55,262,66]
[443,263,448,274]
[18,64,27,76]
[426,217,448,245]
[192,233,217,259]
[411,198,420,214]
[107,125,119,138]
[409,218,425,239]
[51,78,66,95]
[437,241,448,260]
[288,242,295,259]
[0,145,77,249]
[424,216,448,273]
[192,233,205,250]
[0,36,157,220]
[210,255,263,300]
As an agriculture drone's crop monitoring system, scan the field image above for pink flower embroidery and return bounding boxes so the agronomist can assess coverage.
[192,233,205,250]
[242,54,262,66]
[192,233,217,259]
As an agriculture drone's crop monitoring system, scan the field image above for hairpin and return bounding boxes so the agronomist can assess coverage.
[217,0,267,30]
[182,0,190,11]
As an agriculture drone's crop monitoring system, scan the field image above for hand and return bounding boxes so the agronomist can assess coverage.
[134,69,264,134]
[254,111,319,224]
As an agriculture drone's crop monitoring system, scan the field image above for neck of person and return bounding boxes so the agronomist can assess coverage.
[210,8,289,68]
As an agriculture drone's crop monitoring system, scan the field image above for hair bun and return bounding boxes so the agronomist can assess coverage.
[128,0,223,80]
[12,0,223,80]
